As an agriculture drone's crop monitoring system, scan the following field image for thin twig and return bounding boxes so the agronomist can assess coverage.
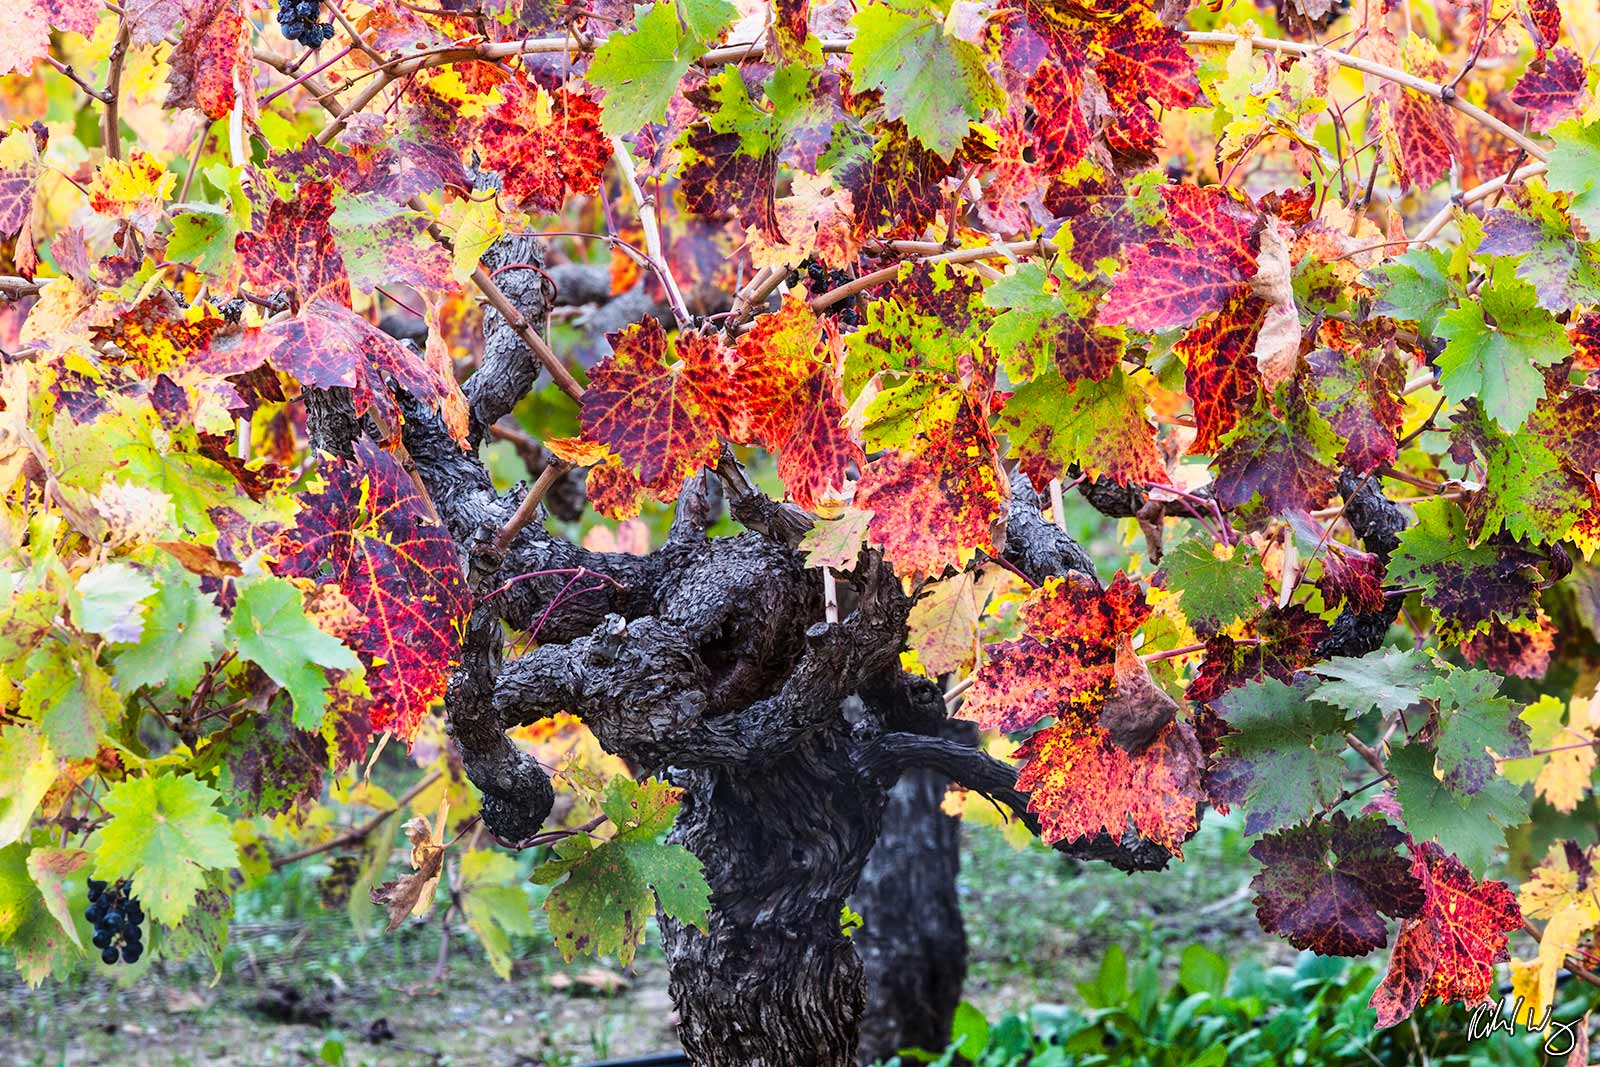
[612,139,691,326]
[493,460,573,556]
[101,17,131,161]
[270,769,444,869]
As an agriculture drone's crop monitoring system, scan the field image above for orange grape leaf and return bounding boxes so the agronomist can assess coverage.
[1016,714,1204,855]
[856,400,1006,581]
[733,297,862,508]
[476,81,611,214]
[272,441,470,741]
[997,367,1167,489]
[578,319,740,492]
[545,436,653,519]
[960,571,1150,733]
[1370,842,1522,1028]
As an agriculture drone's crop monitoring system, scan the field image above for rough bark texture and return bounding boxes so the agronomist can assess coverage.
[851,749,969,1065]
[354,234,1188,1066]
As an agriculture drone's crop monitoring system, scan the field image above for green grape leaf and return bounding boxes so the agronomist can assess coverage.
[1212,677,1349,835]
[1388,743,1527,875]
[1422,669,1530,795]
[0,844,85,986]
[532,777,710,966]
[849,0,1004,158]
[93,773,240,928]
[1546,119,1600,234]
[71,562,156,642]
[459,849,537,980]
[588,0,737,134]
[1160,538,1266,634]
[1433,262,1568,431]
[225,575,360,729]
[1370,248,1454,332]
[1310,647,1439,717]
[21,640,118,758]
[112,566,225,698]
[0,727,58,849]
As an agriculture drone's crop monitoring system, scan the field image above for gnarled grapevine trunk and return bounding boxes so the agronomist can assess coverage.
[662,727,886,1067]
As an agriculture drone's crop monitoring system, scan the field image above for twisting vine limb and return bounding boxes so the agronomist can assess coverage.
[1182,30,1550,163]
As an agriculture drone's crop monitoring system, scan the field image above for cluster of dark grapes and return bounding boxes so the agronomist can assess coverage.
[277,0,335,47]
[86,878,144,966]
[790,260,860,326]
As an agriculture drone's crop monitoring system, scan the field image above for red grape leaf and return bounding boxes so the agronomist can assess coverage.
[273,441,471,741]
[1370,842,1522,1027]
[1317,543,1388,615]
[732,297,861,508]
[579,319,740,492]
[856,400,1006,581]
[1187,604,1328,705]
[1307,345,1404,476]
[1017,714,1204,855]
[1509,48,1588,133]
[1099,184,1259,333]
[1178,292,1265,455]
[1459,612,1556,681]
[960,571,1149,734]
[1211,387,1341,514]
[235,182,351,309]
[1249,812,1425,956]
[977,109,1047,234]
[477,81,610,214]
[164,0,252,122]
[198,299,456,446]
[1529,0,1561,51]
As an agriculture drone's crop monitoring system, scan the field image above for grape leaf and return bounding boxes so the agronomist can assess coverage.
[1306,345,1404,476]
[225,576,362,729]
[112,566,225,699]
[1422,669,1531,796]
[163,0,250,121]
[1385,498,1543,642]
[1160,538,1266,635]
[273,441,470,740]
[848,0,1003,159]
[71,562,155,643]
[587,0,737,134]
[997,367,1166,489]
[1433,262,1567,432]
[1388,743,1528,875]
[1099,184,1259,333]
[1546,119,1600,233]
[1369,247,1454,333]
[459,849,537,979]
[960,571,1149,734]
[857,400,1007,581]
[1210,677,1349,835]
[1177,292,1264,454]
[0,727,58,849]
[1452,400,1593,545]
[1369,841,1522,1028]
[92,773,240,927]
[985,262,1123,384]
[477,81,610,214]
[1187,604,1327,705]
[1311,648,1438,718]
[532,777,710,966]
[907,566,1017,678]
[20,641,118,759]
[1016,715,1204,856]
[1478,200,1600,314]
[733,296,861,508]
[580,319,739,492]
[1211,388,1341,514]
[0,843,83,986]
[1509,48,1587,133]
[1518,843,1600,1015]
[1249,813,1424,956]
[798,508,873,570]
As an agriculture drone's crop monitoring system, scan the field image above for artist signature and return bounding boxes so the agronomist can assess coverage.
[1468,995,1586,1056]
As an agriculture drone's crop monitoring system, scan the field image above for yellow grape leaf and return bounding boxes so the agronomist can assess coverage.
[1519,843,1600,1014]
[1535,687,1599,813]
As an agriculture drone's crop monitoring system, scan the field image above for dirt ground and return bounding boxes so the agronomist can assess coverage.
[2,816,1272,1067]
